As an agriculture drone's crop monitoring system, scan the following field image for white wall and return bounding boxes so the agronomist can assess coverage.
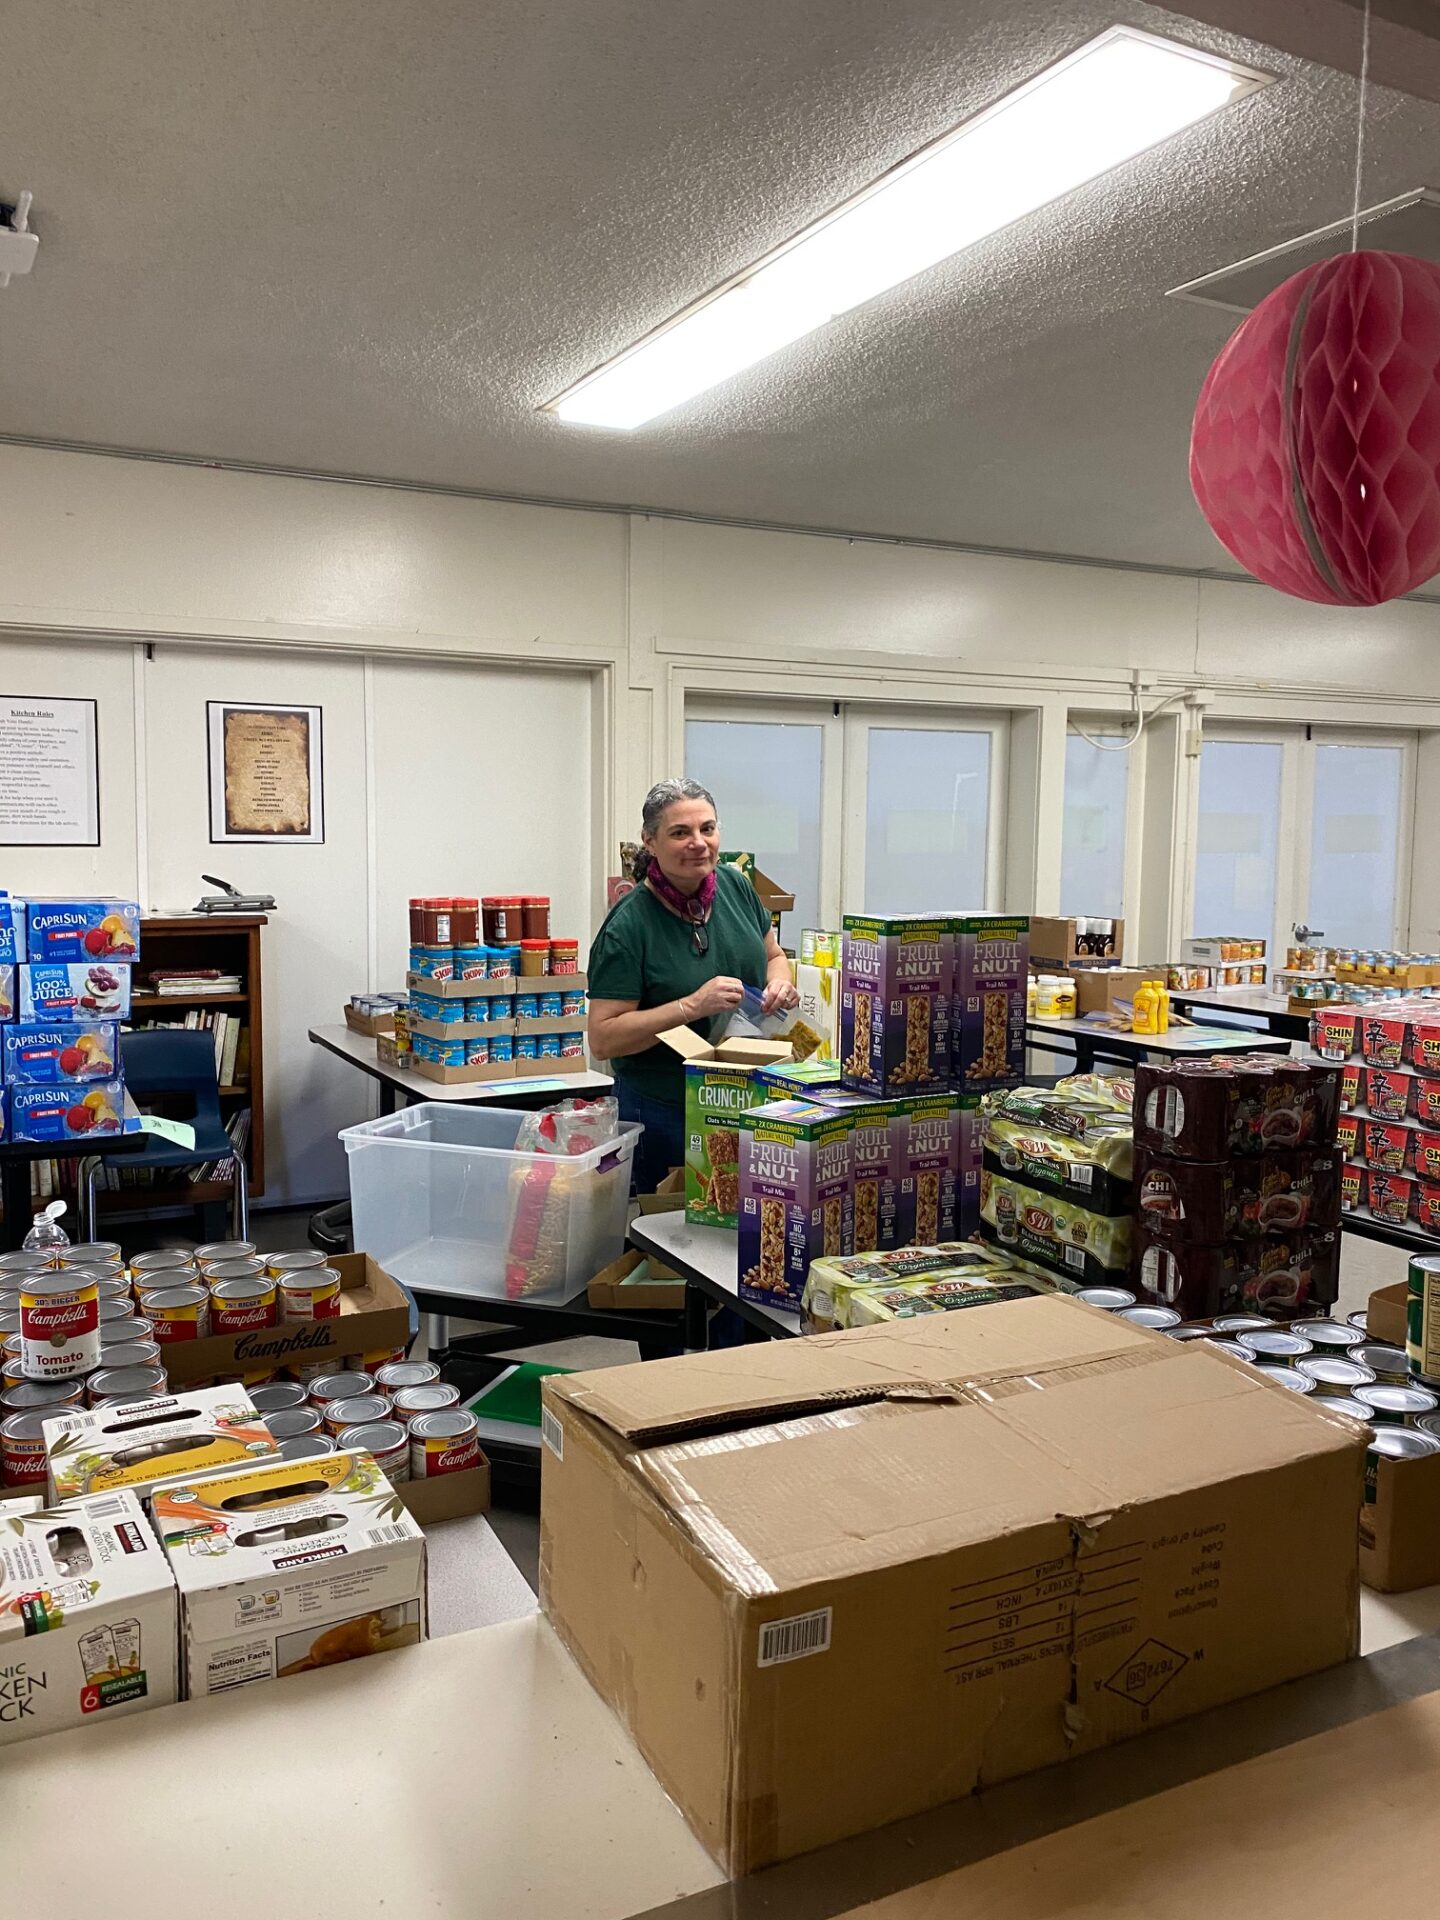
[4,442,1440,1199]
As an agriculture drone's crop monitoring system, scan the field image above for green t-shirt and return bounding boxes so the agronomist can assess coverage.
[588,864,772,1109]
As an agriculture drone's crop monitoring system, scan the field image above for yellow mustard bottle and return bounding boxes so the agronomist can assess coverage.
[1132,980,1157,1035]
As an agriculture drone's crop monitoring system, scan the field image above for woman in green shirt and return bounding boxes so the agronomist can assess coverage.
[588,778,798,1192]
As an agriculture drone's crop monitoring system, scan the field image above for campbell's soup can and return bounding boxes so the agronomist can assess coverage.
[210,1274,278,1333]
[1,1411,52,1486]
[278,1266,341,1323]
[19,1269,101,1381]
[263,1405,324,1442]
[204,1257,267,1288]
[374,1360,440,1401]
[324,1393,389,1437]
[308,1371,374,1409]
[409,1409,480,1478]
[1,1379,85,1425]
[60,1241,123,1270]
[99,1294,142,1325]
[130,1248,196,1283]
[144,1286,211,1343]
[86,1364,168,1407]
[194,1240,256,1270]
[391,1383,460,1425]
[0,1251,55,1280]
[100,1314,153,1348]
[249,1380,308,1414]
[338,1420,410,1482]
[99,1338,163,1372]
[277,1433,336,1461]
[93,1273,134,1302]
[354,1347,408,1376]
[265,1248,328,1279]
[2,1353,28,1391]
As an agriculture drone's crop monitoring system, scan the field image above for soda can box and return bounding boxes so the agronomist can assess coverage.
[8,1078,130,1142]
[896,1093,962,1247]
[150,1450,426,1700]
[25,898,140,963]
[3,1020,120,1085]
[738,1100,853,1311]
[18,961,132,1019]
[815,1091,904,1254]
[952,914,1029,1092]
[840,915,952,1098]
[0,1489,178,1746]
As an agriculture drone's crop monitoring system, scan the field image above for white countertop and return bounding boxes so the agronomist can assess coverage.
[1,1614,723,1920]
[309,1022,613,1101]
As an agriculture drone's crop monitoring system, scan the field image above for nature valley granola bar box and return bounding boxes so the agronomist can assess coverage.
[738,1100,853,1311]
[813,1090,904,1253]
[0,1489,178,1745]
[683,1061,773,1227]
[151,1449,426,1698]
[952,913,1029,1092]
[896,1094,964,1246]
[840,915,952,1098]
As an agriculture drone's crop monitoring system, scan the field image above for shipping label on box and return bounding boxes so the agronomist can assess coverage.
[151,1450,426,1698]
[540,1298,1362,1877]
[683,1062,770,1227]
[953,914,1029,1092]
[8,1077,129,1142]
[895,1094,961,1246]
[738,1100,853,1310]
[45,1384,277,1502]
[840,916,952,1098]
[25,898,140,962]
[18,961,132,1020]
[3,1020,120,1085]
[0,1490,178,1745]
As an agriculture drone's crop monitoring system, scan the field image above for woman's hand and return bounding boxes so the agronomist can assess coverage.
[683,975,746,1020]
[761,979,800,1015]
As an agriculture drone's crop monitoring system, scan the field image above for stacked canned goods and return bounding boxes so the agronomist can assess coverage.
[255,1358,480,1482]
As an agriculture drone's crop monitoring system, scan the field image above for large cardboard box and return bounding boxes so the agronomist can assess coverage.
[160,1252,411,1389]
[587,1249,686,1312]
[1029,915,1125,969]
[0,1490,178,1745]
[151,1449,427,1698]
[1069,967,1152,1017]
[1359,1439,1440,1592]
[540,1296,1361,1875]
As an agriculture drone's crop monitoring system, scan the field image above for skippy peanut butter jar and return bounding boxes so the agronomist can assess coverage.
[42,1384,278,1502]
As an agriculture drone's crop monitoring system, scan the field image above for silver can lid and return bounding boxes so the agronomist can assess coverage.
[1353,1344,1409,1379]
[1297,1356,1377,1391]
[327,1394,390,1428]
[309,1372,375,1404]
[1290,1319,1366,1351]
[1237,1330,1313,1358]
[1356,1383,1440,1418]
[277,1434,336,1460]
[1074,1287,1135,1311]
[249,1381,308,1413]
[1212,1314,1273,1333]
[393,1383,461,1416]
[88,1365,167,1398]
[374,1361,441,1392]
[408,1409,478,1441]
[1201,1339,1257,1364]
[1368,1426,1440,1461]
[1252,1365,1315,1393]
[264,1406,324,1440]
[338,1420,407,1454]
[1118,1305,1180,1329]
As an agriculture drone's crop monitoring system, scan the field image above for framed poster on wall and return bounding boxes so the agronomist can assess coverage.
[0,694,100,845]
[208,701,325,843]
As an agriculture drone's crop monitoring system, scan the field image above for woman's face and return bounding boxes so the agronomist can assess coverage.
[647,797,719,890]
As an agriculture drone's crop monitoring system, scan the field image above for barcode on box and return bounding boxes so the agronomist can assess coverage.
[541,1408,564,1460]
[758,1607,832,1667]
[367,1524,412,1548]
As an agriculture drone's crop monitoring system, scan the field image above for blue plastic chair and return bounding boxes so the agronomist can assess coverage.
[85,1029,248,1239]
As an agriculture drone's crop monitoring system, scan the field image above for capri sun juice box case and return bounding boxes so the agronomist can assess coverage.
[0,1489,178,1746]
[951,913,1029,1092]
[18,962,132,1020]
[24,898,140,962]
[8,1078,132,1142]
[840,915,953,1098]
[3,1020,120,1085]
[738,1100,853,1311]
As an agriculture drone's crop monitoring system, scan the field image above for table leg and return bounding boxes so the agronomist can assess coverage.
[379,1082,399,1116]
[1,1159,32,1253]
[1073,1037,1096,1074]
[682,1282,710,1353]
[425,1312,450,1359]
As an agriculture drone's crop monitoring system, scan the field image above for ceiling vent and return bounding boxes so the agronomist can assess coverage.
[1168,186,1440,314]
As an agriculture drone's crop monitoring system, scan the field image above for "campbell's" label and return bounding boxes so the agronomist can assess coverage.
[19,1275,101,1381]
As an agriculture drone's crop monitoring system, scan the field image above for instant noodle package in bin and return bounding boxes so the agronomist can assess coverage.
[737,1100,854,1310]
[151,1449,426,1699]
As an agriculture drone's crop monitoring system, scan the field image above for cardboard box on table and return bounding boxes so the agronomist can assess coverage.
[1067,967,1154,1018]
[587,1248,687,1312]
[406,970,590,1084]
[1029,915,1125,969]
[344,1003,395,1038]
[540,1294,1361,1876]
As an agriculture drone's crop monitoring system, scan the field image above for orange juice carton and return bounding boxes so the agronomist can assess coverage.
[24,898,140,962]
[44,1383,277,1502]
[3,1020,120,1085]
[0,1488,178,1744]
[8,1077,132,1142]
[150,1449,427,1698]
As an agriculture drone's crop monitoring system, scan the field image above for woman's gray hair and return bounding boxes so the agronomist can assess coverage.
[632,778,717,880]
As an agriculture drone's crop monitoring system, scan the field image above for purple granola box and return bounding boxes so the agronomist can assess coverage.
[955,1095,983,1240]
[814,1091,904,1253]
[840,916,952,1098]
[737,1100,854,1311]
[952,914,1029,1093]
[895,1095,961,1246]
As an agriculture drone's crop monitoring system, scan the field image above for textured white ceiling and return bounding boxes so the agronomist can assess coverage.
[3,0,1440,572]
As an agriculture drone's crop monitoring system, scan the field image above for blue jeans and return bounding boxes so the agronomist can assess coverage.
[615,1081,685,1198]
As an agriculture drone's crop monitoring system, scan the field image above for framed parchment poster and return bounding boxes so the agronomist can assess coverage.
[208,702,324,843]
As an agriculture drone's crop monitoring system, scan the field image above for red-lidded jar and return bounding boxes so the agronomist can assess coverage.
[450,897,479,945]
[483,896,523,945]
[520,896,551,941]
[409,898,427,942]
[549,938,580,975]
[419,898,455,945]
[519,939,551,977]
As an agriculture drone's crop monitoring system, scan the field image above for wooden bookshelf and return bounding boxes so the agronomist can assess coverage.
[133,914,267,1197]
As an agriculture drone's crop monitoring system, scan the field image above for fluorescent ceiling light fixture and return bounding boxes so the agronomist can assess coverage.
[546,26,1266,429]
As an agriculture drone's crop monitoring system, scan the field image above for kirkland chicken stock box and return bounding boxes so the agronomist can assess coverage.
[45,1385,277,1502]
[840,915,952,1098]
[952,913,1029,1092]
[540,1296,1361,1875]
[0,1490,178,1745]
[150,1450,426,1698]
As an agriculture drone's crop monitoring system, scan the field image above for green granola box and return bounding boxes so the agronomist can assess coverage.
[684,1061,771,1227]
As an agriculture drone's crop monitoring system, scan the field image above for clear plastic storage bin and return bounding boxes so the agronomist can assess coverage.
[340,1104,641,1305]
